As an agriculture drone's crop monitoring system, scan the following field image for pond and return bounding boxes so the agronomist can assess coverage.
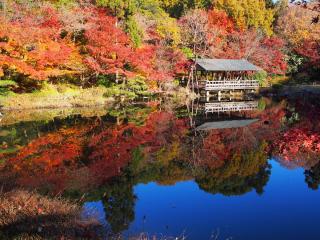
[1,93,320,239]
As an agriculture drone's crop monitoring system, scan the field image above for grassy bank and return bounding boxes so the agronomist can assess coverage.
[0,190,101,239]
[0,107,110,126]
[0,84,113,110]
[0,190,188,239]
[0,82,195,112]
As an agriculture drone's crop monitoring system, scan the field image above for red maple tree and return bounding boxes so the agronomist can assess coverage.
[84,8,134,77]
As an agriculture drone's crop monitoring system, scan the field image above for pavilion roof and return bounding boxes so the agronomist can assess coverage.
[195,58,262,72]
[196,119,259,131]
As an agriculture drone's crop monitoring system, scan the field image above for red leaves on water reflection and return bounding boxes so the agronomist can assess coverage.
[277,128,320,160]
[272,98,320,168]
[88,111,189,186]
[4,98,320,193]
[1,110,189,192]
[9,127,86,171]
[195,102,287,168]
[2,126,90,192]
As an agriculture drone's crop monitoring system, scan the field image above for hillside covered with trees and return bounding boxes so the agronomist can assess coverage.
[0,0,319,108]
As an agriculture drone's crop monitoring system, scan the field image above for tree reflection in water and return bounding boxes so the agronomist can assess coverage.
[102,177,136,234]
[305,161,320,190]
[1,95,320,235]
[195,143,271,196]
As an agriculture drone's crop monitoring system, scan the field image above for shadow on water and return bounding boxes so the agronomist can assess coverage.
[1,92,320,239]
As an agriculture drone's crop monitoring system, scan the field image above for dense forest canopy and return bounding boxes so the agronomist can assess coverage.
[0,0,319,93]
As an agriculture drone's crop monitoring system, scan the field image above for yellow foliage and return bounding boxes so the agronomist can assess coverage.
[156,13,181,46]
[207,142,268,180]
[156,140,181,165]
[160,0,180,9]
[214,0,274,36]
[276,6,320,47]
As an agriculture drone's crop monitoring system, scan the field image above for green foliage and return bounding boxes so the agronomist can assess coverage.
[97,0,137,18]
[0,80,17,96]
[285,53,304,75]
[180,47,194,59]
[108,104,153,126]
[104,77,151,100]
[172,79,180,87]
[257,98,266,111]
[137,0,164,16]
[0,80,17,87]
[159,0,212,18]
[97,75,114,88]
[104,86,133,99]
[125,16,143,47]
[125,147,145,175]
[253,70,268,86]
[126,77,150,96]
[287,112,300,125]
[0,147,18,155]
[0,88,10,96]
[102,177,136,233]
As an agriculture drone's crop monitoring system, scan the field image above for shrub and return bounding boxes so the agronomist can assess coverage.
[104,77,151,100]
[253,71,268,86]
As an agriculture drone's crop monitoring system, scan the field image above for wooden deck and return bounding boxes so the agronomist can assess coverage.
[205,101,258,113]
[205,80,259,91]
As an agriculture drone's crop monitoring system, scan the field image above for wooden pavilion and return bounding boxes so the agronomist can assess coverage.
[191,58,262,92]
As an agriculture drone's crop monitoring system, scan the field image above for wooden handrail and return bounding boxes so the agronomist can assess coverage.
[205,80,259,90]
[205,101,258,113]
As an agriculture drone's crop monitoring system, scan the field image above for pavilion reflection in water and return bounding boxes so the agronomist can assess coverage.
[189,95,260,131]
[204,100,259,114]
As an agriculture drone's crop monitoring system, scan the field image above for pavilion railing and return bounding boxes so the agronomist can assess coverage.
[205,101,258,113]
[205,80,259,91]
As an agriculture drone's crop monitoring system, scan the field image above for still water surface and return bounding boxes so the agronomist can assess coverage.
[1,95,320,239]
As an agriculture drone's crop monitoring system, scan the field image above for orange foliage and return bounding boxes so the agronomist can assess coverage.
[88,111,189,185]
[195,103,287,168]
[1,110,189,192]
[2,126,90,191]
[12,128,85,170]
[0,9,84,80]
[134,45,188,83]
[207,9,235,40]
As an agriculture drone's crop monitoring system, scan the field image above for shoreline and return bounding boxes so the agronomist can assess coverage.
[0,106,112,126]
[0,85,113,111]
[0,84,195,111]
[2,84,319,112]
[0,102,110,111]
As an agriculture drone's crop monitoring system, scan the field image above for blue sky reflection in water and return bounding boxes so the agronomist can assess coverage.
[83,159,320,240]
